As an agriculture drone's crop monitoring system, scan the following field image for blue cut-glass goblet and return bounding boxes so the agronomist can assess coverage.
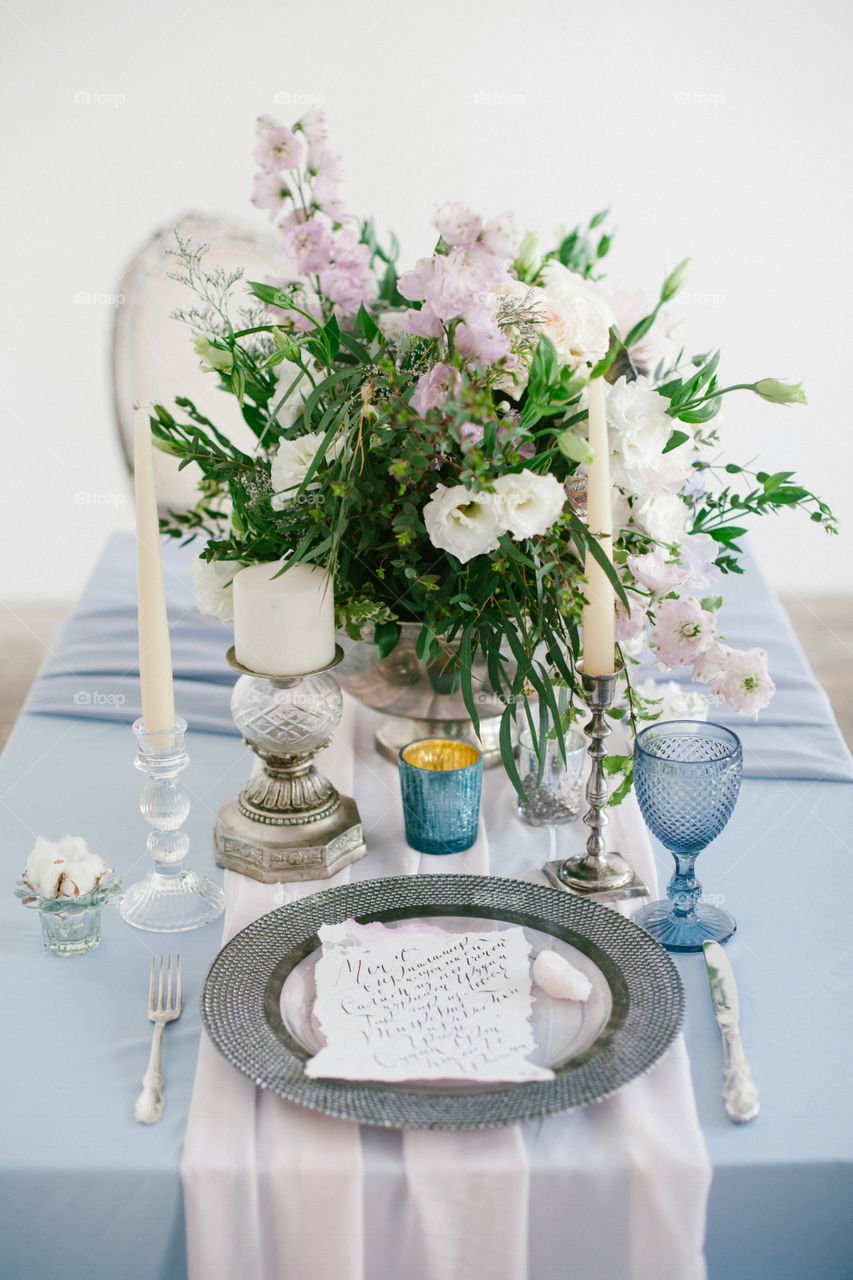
[633,721,742,952]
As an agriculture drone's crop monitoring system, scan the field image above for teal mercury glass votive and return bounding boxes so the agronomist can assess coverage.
[398,738,483,855]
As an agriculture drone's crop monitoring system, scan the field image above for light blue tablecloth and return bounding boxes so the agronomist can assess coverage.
[3,535,852,1280]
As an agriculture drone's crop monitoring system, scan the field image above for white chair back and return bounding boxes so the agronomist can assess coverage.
[112,211,281,513]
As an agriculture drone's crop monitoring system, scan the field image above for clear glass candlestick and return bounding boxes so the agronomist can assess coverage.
[119,718,225,932]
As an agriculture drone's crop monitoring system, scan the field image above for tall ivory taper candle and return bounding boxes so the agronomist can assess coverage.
[134,413,176,732]
[582,378,616,675]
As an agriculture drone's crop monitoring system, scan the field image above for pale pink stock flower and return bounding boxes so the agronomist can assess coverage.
[459,421,485,448]
[651,595,716,669]
[480,212,521,259]
[433,202,483,247]
[628,548,691,595]
[254,116,304,172]
[714,647,776,715]
[410,363,463,416]
[402,305,444,339]
[455,316,510,366]
[313,173,347,221]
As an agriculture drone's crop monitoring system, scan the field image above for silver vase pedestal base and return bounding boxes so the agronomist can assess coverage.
[214,795,366,883]
[213,647,366,884]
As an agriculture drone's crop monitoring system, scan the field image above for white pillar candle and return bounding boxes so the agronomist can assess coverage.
[233,560,336,676]
[134,413,176,732]
[582,378,616,676]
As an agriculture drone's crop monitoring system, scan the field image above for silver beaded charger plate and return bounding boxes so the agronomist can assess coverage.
[200,873,684,1130]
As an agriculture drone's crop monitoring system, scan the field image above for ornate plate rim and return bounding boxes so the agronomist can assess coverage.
[200,873,684,1130]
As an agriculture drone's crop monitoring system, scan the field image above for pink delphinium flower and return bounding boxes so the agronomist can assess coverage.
[252,170,291,217]
[318,228,376,319]
[299,106,328,144]
[713,647,776,715]
[410,363,463,416]
[254,115,304,172]
[628,548,691,595]
[402,305,444,339]
[650,595,716,669]
[282,218,333,274]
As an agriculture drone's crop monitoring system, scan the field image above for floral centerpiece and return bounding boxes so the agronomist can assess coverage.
[155,109,835,794]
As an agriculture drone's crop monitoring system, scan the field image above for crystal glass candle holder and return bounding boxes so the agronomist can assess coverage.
[119,718,225,933]
[16,876,121,957]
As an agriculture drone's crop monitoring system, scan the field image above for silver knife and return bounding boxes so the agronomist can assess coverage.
[702,940,760,1124]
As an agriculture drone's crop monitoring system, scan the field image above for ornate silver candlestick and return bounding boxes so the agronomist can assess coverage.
[120,718,226,932]
[213,646,366,883]
[544,663,648,903]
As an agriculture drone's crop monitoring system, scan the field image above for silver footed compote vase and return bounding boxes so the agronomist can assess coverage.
[544,661,648,903]
[120,718,225,932]
[213,646,366,882]
[335,623,510,767]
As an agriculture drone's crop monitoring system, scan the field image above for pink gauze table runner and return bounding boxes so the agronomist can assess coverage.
[181,698,711,1280]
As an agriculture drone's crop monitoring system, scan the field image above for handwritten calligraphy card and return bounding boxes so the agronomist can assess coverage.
[304,919,553,1083]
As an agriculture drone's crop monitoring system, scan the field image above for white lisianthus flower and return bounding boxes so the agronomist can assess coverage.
[270,431,342,509]
[191,555,240,622]
[635,677,709,723]
[272,359,310,431]
[423,484,503,563]
[194,332,234,373]
[605,376,673,488]
[631,491,690,543]
[492,470,566,540]
[539,262,615,369]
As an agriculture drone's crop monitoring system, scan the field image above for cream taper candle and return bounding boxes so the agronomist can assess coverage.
[134,413,176,732]
[233,560,335,676]
[582,378,616,675]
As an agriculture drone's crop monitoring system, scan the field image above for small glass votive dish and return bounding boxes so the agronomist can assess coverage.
[398,738,483,855]
[516,725,585,827]
[16,876,121,957]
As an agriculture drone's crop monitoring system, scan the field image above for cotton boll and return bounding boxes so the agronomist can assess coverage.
[533,949,593,1001]
[23,835,109,900]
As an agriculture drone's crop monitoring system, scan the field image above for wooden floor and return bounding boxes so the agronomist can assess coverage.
[1,597,850,753]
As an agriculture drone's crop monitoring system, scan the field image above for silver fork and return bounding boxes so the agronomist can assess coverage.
[134,954,183,1125]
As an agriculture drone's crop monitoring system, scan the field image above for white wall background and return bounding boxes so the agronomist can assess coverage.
[2,0,851,604]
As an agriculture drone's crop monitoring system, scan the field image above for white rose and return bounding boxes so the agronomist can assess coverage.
[606,376,674,493]
[270,430,341,509]
[539,261,615,369]
[493,470,566,540]
[191,555,239,622]
[423,484,503,563]
[631,491,689,543]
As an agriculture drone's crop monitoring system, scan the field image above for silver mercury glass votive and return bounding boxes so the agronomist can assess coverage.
[213,646,366,882]
[544,662,648,903]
